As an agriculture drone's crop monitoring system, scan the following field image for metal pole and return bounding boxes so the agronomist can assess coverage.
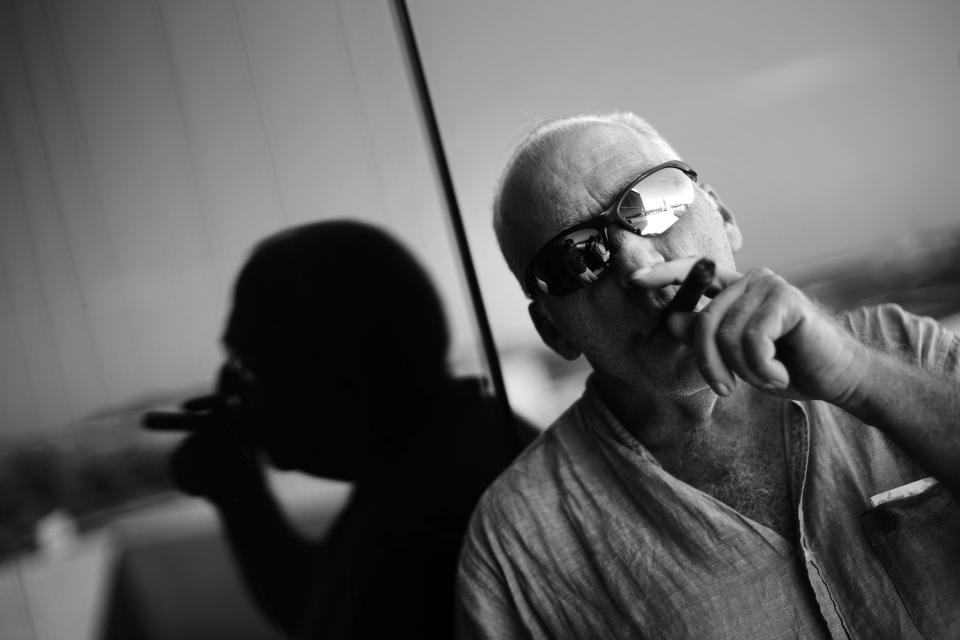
[391,0,518,445]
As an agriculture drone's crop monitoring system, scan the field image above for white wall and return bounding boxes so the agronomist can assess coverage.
[0,0,486,435]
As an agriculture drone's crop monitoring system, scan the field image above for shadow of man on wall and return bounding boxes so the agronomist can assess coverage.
[135,220,535,639]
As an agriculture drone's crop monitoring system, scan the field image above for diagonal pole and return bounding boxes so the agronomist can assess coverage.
[391,0,519,446]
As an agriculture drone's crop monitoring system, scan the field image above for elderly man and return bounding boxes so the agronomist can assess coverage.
[456,112,960,639]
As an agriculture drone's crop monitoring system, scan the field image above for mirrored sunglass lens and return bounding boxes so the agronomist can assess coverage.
[534,228,611,294]
[619,167,694,235]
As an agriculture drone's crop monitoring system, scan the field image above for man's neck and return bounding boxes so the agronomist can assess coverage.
[594,372,796,540]
[593,370,727,450]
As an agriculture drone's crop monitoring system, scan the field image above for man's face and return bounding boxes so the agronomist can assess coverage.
[517,122,740,394]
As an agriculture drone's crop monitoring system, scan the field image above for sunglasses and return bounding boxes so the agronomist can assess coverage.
[523,160,698,296]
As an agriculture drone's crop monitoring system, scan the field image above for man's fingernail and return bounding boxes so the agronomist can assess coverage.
[715,383,731,397]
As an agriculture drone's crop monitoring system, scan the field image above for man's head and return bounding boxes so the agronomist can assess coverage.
[494,112,742,394]
[222,220,450,478]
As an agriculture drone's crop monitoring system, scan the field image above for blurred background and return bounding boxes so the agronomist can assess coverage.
[0,0,958,638]
[411,0,960,422]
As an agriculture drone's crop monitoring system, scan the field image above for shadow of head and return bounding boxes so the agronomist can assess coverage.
[221,220,451,477]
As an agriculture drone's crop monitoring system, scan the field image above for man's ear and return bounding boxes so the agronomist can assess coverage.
[528,301,581,361]
[701,182,742,253]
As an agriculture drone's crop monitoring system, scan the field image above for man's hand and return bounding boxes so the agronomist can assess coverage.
[630,256,866,402]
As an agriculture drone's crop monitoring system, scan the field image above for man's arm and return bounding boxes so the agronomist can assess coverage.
[631,258,960,496]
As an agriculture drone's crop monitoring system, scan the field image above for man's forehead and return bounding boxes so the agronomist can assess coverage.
[553,124,647,180]
[525,123,668,234]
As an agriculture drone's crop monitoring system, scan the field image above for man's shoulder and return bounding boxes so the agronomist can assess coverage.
[467,400,594,533]
[843,302,941,340]
[842,303,959,371]
[457,398,608,598]
[482,407,581,497]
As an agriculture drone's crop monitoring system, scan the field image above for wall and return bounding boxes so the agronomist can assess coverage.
[0,0,487,435]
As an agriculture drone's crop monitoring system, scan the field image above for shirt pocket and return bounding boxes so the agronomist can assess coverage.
[860,481,960,639]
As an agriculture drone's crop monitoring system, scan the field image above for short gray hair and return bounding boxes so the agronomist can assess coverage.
[492,112,680,289]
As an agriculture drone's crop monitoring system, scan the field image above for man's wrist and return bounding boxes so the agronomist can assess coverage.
[827,337,874,413]
[830,341,893,425]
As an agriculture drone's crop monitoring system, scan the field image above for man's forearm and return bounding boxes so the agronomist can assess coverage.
[839,347,960,497]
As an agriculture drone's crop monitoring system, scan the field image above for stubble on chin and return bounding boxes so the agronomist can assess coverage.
[593,333,701,398]
[640,339,708,396]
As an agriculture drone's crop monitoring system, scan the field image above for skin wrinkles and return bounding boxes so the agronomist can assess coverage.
[520,123,745,441]
[497,122,666,278]
[540,203,733,383]
[532,125,650,245]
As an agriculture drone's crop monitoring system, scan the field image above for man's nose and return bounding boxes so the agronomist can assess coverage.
[607,224,665,288]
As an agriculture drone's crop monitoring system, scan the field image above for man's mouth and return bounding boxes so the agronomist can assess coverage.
[633,285,681,337]
[656,284,681,308]
[648,284,681,317]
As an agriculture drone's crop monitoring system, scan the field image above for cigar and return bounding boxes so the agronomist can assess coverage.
[663,258,715,316]
[141,393,237,432]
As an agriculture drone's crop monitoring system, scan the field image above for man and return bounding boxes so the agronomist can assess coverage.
[456,112,960,639]
[141,221,532,639]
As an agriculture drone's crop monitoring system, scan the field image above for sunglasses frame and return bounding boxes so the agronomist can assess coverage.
[523,160,698,297]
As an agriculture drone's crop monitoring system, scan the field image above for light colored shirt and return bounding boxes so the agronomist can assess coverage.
[456,305,960,639]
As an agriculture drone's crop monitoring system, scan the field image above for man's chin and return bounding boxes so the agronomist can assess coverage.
[645,341,705,393]
[636,322,688,354]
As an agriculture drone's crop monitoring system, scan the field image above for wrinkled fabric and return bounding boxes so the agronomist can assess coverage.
[456,305,960,639]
